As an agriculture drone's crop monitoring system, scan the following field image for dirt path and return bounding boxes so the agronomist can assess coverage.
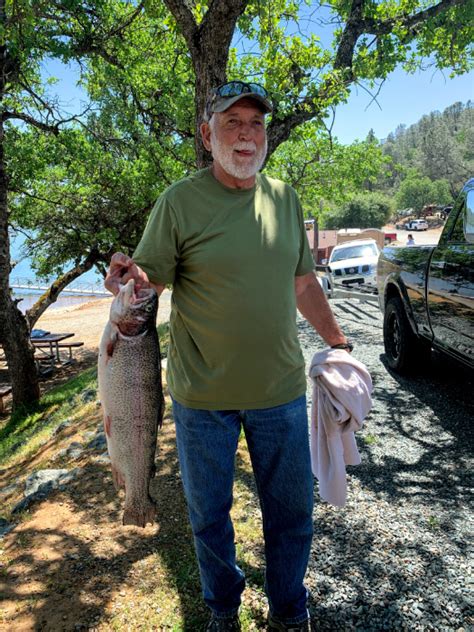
[383,224,442,246]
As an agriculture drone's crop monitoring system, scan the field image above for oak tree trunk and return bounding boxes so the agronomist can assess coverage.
[0,0,40,410]
[0,140,40,408]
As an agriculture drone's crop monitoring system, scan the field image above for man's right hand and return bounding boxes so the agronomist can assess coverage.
[104,252,151,296]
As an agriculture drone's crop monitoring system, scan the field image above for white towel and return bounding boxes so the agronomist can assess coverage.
[309,348,373,507]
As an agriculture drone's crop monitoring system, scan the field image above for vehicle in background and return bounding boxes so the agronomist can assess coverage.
[377,179,474,374]
[325,239,380,287]
[384,231,398,244]
[405,219,428,231]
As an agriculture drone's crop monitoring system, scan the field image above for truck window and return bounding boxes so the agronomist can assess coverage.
[465,189,474,243]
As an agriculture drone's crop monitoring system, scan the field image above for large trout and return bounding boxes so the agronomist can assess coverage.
[98,279,164,527]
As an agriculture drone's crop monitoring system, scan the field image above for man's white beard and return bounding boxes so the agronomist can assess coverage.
[210,135,267,180]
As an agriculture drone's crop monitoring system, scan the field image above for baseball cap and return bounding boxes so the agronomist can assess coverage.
[205,81,273,119]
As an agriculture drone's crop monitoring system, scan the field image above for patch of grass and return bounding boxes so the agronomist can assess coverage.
[0,367,98,466]
[363,433,378,445]
[157,321,170,358]
[427,515,440,530]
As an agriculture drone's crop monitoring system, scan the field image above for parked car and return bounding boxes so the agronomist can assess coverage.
[377,178,474,374]
[326,239,380,286]
[405,219,428,231]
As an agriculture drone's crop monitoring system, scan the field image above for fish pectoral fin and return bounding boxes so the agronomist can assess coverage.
[111,464,126,491]
[103,414,112,438]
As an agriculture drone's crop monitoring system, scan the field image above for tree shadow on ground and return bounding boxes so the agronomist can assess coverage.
[3,408,277,631]
[2,412,209,631]
[350,350,473,512]
[307,502,470,631]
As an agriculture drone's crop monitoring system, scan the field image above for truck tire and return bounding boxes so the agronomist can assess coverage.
[383,296,430,373]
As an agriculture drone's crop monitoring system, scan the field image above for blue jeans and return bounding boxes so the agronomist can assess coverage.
[172,395,313,625]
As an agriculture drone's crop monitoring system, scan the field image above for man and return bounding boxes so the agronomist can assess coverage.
[406,234,415,245]
[105,81,352,631]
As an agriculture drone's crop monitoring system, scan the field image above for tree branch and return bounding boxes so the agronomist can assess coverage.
[162,0,199,55]
[25,247,107,328]
[2,111,60,134]
[334,0,365,75]
[267,0,464,157]
[200,0,249,53]
[106,1,145,39]
[363,0,465,38]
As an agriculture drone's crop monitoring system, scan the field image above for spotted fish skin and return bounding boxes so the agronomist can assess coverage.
[98,279,164,527]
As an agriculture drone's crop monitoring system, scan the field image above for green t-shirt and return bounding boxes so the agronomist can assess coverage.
[133,168,314,410]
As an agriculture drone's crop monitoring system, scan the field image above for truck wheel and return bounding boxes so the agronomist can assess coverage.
[383,296,430,373]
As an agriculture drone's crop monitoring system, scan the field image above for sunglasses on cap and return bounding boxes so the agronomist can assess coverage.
[214,80,269,98]
[206,81,272,119]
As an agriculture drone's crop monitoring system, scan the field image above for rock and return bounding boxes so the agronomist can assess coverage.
[86,431,107,451]
[12,468,81,514]
[0,482,19,498]
[24,469,72,496]
[59,442,84,460]
[0,518,13,538]
[81,388,97,404]
[93,451,110,464]
[53,419,72,436]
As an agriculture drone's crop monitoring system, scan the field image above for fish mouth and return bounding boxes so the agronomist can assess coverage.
[130,286,155,307]
[121,279,155,308]
[109,279,157,336]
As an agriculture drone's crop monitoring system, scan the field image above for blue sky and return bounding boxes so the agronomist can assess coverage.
[331,67,473,144]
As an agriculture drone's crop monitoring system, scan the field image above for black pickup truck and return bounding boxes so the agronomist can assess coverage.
[377,178,474,374]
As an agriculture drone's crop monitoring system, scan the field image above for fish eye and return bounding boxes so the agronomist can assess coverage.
[145,304,153,312]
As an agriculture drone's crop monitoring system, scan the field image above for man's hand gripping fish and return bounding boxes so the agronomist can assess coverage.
[98,279,164,527]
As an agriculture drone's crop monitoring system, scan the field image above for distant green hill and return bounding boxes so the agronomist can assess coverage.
[369,101,473,197]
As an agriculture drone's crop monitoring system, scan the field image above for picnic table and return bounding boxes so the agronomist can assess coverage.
[31,333,83,364]
[0,332,85,385]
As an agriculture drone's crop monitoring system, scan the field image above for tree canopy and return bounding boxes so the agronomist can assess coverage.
[322,192,394,229]
[395,174,452,212]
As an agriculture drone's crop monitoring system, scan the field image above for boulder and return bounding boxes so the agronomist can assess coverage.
[12,468,81,514]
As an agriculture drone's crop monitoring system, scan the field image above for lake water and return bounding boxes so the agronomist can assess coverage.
[9,232,107,314]
[13,290,106,314]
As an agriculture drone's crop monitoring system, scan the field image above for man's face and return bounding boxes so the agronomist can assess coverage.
[201,99,267,181]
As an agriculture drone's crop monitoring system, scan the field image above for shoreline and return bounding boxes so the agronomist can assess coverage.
[14,292,109,315]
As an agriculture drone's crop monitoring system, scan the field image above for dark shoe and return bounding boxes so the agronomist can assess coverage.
[267,612,310,631]
[206,613,241,631]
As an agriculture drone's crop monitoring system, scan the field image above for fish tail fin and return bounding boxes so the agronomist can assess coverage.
[122,497,156,528]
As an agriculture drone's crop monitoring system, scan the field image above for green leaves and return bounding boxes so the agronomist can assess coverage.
[266,121,391,216]
[395,175,452,212]
[322,192,394,229]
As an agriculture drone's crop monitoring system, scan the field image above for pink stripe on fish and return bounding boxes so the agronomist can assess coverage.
[104,414,112,437]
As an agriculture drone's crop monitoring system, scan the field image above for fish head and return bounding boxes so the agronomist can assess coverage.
[110,279,158,337]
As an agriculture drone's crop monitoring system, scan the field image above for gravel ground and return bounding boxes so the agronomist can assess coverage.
[298,299,473,631]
